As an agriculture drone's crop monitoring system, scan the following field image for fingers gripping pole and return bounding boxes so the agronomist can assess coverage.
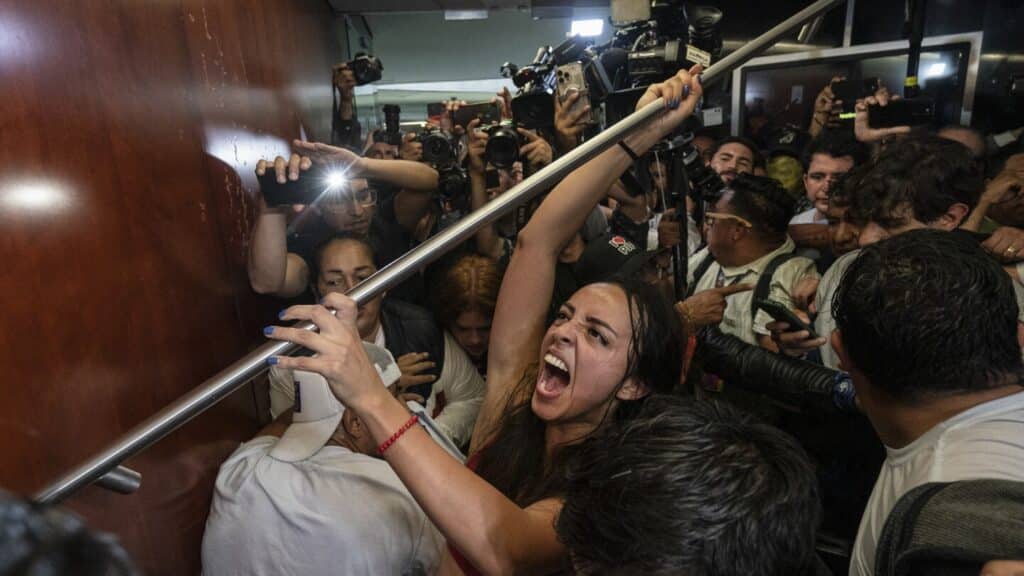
[35,0,846,505]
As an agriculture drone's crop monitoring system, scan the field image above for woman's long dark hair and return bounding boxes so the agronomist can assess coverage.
[474,278,685,506]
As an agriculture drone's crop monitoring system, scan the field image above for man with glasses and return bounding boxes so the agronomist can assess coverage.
[248,141,439,301]
[686,173,818,349]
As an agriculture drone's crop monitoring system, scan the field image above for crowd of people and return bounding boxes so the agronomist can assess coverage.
[7,62,1024,576]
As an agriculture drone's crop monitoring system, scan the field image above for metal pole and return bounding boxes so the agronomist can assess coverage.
[35,0,845,505]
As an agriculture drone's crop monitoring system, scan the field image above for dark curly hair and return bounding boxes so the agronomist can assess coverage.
[833,229,1022,403]
[557,396,821,576]
[843,134,983,228]
[725,173,798,242]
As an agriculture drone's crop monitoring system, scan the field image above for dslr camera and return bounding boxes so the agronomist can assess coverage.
[340,53,383,86]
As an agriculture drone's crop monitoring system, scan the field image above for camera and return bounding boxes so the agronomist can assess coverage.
[381,104,403,146]
[652,132,725,203]
[416,125,460,166]
[483,122,521,169]
[343,53,383,86]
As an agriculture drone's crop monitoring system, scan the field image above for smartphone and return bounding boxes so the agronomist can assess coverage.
[868,98,935,128]
[830,79,857,113]
[755,298,818,338]
[258,169,321,207]
[555,62,595,124]
[453,101,502,129]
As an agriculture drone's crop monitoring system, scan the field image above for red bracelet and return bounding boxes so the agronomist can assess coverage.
[378,414,419,455]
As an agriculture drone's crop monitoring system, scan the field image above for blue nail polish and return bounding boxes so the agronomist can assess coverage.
[263,326,274,336]
[277,309,287,320]
[318,297,327,305]
[697,74,703,85]
[683,85,690,97]
[267,357,279,366]
[670,99,680,109]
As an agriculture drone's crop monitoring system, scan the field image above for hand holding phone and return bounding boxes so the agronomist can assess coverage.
[756,298,818,338]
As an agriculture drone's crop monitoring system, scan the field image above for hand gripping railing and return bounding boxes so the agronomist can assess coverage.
[35,0,845,504]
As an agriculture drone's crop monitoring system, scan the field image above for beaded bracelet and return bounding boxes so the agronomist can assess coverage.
[378,414,420,455]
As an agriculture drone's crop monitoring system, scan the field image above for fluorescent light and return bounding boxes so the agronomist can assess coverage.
[0,179,75,214]
[571,19,604,38]
[445,10,488,21]
[924,62,947,78]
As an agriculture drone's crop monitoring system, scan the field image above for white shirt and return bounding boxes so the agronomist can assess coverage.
[202,436,444,576]
[789,207,828,225]
[814,250,859,369]
[269,332,484,447]
[688,237,819,345]
[849,391,1024,576]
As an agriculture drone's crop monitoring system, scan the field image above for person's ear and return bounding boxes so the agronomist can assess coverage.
[615,376,650,401]
[936,202,970,230]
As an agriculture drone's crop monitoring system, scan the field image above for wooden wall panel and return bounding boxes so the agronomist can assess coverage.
[0,1,343,573]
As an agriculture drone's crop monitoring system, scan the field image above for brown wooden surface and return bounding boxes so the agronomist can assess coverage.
[0,1,343,573]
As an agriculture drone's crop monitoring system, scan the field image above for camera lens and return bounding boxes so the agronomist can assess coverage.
[485,126,520,169]
[422,133,453,165]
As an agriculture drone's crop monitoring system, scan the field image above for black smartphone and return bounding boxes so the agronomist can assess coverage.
[257,167,323,207]
[755,298,818,338]
[453,101,502,129]
[830,79,857,113]
[426,102,446,120]
[868,98,935,128]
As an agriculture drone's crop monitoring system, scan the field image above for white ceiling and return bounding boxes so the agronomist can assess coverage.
[327,0,532,13]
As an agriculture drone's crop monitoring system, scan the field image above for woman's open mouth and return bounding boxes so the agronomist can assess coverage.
[536,352,571,399]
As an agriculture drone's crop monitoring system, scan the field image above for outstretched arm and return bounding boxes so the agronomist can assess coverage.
[267,295,568,576]
[472,66,705,452]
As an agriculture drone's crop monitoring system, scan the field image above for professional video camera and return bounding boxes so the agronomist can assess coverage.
[500,1,724,129]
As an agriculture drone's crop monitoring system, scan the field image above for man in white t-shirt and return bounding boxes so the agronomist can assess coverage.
[202,343,444,576]
[831,231,1024,576]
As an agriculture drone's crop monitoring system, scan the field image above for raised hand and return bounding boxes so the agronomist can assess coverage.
[291,139,364,174]
[517,128,553,169]
[264,293,387,410]
[256,153,313,184]
[553,89,591,152]
[636,65,704,142]
[854,85,912,144]
[466,118,488,174]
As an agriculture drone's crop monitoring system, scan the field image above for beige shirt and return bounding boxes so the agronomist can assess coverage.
[688,236,819,346]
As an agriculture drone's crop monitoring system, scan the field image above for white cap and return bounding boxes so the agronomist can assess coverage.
[269,342,400,462]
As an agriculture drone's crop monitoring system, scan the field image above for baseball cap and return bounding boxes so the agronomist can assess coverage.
[574,233,657,287]
[269,342,401,462]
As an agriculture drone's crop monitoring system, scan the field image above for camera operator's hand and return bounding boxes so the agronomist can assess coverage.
[256,153,313,185]
[675,283,753,330]
[518,128,553,169]
[657,208,682,249]
[291,139,364,174]
[767,312,827,358]
[554,89,591,153]
[332,63,356,101]
[854,85,911,144]
[466,118,489,174]
[638,65,704,142]
[810,76,843,137]
[496,87,513,120]
[982,226,1024,263]
[400,132,423,163]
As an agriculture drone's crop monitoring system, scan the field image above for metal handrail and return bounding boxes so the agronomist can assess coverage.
[35,0,845,505]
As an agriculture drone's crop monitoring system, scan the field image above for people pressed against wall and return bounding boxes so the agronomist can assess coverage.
[267,234,484,448]
[203,344,445,576]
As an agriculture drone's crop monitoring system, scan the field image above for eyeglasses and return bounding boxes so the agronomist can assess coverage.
[704,211,753,228]
[319,188,378,212]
